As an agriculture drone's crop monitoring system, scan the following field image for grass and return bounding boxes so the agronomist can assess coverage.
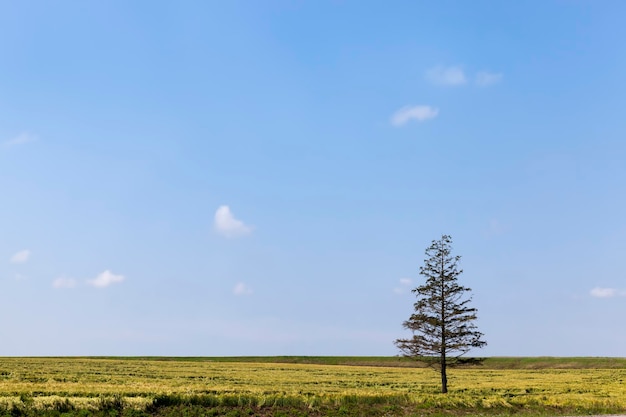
[38,356,626,369]
[0,357,624,416]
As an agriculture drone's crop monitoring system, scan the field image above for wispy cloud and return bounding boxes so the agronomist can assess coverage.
[214,205,252,238]
[233,282,253,296]
[485,218,506,237]
[391,105,439,127]
[475,71,503,86]
[393,278,413,294]
[426,66,467,86]
[87,270,125,288]
[10,250,30,264]
[3,132,37,147]
[426,65,503,87]
[53,277,77,289]
[590,287,626,298]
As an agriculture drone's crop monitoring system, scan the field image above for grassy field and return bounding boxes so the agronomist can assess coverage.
[0,357,624,416]
[90,356,626,369]
[61,356,626,369]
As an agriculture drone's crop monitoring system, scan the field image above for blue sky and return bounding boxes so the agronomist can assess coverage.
[2,1,626,356]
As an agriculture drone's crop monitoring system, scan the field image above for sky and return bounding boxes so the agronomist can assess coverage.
[1,1,626,357]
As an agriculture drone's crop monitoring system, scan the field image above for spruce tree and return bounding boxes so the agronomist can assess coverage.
[395,234,486,393]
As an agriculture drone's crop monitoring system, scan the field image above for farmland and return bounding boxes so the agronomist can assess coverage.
[0,357,625,416]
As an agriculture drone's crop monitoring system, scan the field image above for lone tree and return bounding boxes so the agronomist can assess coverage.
[395,234,486,393]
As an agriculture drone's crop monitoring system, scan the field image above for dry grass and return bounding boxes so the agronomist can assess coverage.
[0,357,624,415]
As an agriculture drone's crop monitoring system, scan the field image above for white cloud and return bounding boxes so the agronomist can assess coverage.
[53,277,77,289]
[393,278,414,294]
[391,105,439,127]
[475,71,503,86]
[3,132,36,147]
[426,66,467,86]
[10,250,30,264]
[214,205,252,238]
[233,282,252,296]
[590,287,618,298]
[485,218,506,237]
[87,270,125,288]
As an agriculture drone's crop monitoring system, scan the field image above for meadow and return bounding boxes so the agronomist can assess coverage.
[0,357,624,416]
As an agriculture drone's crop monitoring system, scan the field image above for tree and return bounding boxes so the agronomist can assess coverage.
[395,234,486,393]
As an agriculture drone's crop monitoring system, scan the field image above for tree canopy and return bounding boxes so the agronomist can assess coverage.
[395,234,486,393]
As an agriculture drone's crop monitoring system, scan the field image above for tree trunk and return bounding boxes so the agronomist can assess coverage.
[440,251,448,394]
[440,356,448,393]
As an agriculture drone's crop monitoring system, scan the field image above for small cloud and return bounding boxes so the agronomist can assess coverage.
[475,71,503,86]
[233,282,252,296]
[53,277,77,289]
[590,287,618,298]
[391,105,439,127]
[10,250,30,264]
[3,132,37,147]
[214,205,252,238]
[393,278,414,294]
[485,218,506,237]
[87,270,125,288]
[426,66,467,86]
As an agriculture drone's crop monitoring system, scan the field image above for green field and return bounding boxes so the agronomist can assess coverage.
[42,356,626,369]
[0,357,625,416]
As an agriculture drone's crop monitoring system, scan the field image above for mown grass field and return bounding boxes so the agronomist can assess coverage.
[0,357,624,416]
